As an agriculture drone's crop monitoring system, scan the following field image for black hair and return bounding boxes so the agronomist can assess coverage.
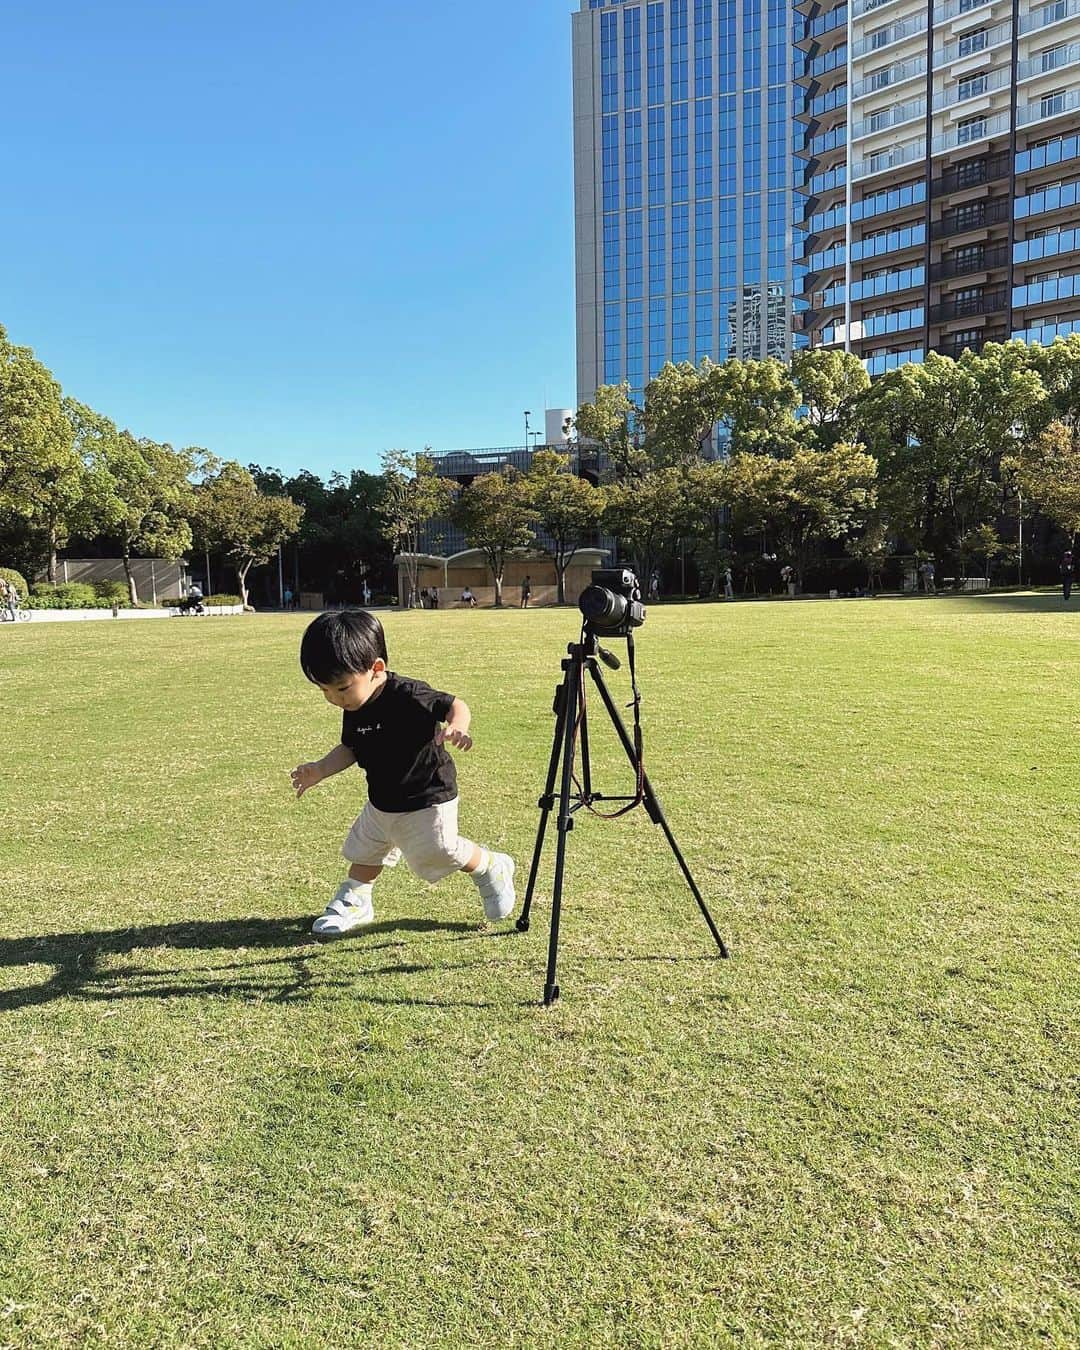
[300,610,388,684]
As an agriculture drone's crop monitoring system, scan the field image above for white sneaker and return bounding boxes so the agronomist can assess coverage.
[473,853,516,921]
[312,884,375,936]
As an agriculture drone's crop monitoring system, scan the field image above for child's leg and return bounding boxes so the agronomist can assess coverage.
[394,804,516,922]
[313,808,398,937]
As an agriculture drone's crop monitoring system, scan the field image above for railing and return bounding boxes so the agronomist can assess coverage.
[932,111,1010,156]
[852,97,925,139]
[804,124,848,157]
[806,84,849,118]
[934,20,1012,66]
[1015,178,1080,218]
[1019,0,1080,35]
[933,0,994,23]
[1018,87,1080,126]
[1013,272,1080,308]
[851,223,926,260]
[931,197,1011,238]
[808,164,848,194]
[859,306,925,338]
[853,137,926,180]
[1011,316,1080,343]
[931,150,1011,196]
[1015,131,1080,174]
[806,204,847,234]
[930,244,1010,279]
[864,347,924,375]
[852,13,928,58]
[851,266,925,300]
[806,244,847,271]
[938,335,1001,357]
[1014,226,1079,264]
[851,55,926,99]
[933,65,1012,110]
[851,179,927,222]
[1017,41,1080,81]
[802,5,848,41]
[854,0,902,15]
[929,289,1008,322]
[810,43,848,78]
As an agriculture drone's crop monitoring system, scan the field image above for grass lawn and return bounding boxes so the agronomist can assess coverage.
[0,597,1078,1347]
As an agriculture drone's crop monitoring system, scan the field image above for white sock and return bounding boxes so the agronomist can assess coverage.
[470,849,492,879]
[343,878,373,901]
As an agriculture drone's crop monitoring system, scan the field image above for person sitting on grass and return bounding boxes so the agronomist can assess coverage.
[460,586,477,608]
[289,609,516,936]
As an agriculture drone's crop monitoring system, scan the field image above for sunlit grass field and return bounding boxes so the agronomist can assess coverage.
[1,597,1078,1347]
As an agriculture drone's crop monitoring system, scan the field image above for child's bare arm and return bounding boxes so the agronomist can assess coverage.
[435,697,473,751]
[290,742,356,797]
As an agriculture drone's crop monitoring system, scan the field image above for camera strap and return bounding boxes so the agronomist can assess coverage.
[574,634,645,820]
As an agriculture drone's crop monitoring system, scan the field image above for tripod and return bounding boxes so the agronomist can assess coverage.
[516,627,729,1005]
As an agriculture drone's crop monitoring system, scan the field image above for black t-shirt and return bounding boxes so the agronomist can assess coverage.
[340,673,457,813]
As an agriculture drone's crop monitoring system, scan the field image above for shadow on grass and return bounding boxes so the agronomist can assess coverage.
[0,915,480,1012]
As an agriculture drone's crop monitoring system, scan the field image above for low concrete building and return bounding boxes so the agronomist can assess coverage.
[394,548,611,608]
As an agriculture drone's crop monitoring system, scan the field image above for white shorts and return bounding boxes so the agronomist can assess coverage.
[342,798,475,883]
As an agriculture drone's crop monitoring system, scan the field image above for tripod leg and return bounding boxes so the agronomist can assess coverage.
[543,658,582,1005]
[516,670,571,933]
[586,662,729,958]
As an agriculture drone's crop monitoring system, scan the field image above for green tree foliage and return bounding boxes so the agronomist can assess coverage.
[791,348,871,447]
[1010,420,1080,546]
[452,469,537,608]
[601,467,688,588]
[190,462,304,608]
[572,382,643,477]
[0,325,73,518]
[1032,333,1080,430]
[524,450,603,604]
[379,450,454,607]
[642,360,730,465]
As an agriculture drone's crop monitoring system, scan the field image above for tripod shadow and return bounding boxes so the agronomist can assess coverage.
[0,915,478,1012]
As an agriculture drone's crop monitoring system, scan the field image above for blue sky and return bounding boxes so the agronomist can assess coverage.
[3,1,577,479]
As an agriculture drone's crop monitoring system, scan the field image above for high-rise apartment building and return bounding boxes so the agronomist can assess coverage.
[796,0,1080,374]
[572,0,800,409]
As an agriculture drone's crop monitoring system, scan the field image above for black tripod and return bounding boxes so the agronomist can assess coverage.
[516,627,729,1005]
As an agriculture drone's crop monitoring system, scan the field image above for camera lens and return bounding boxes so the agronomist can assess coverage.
[579,584,628,630]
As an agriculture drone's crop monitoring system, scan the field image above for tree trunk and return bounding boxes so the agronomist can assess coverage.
[123,550,139,607]
[48,526,58,585]
[556,560,567,605]
[494,574,503,607]
[238,559,252,608]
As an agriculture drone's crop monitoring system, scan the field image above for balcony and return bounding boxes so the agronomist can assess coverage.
[932,111,1010,157]
[851,55,926,100]
[938,331,1006,357]
[1012,316,1080,343]
[1013,272,1080,309]
[852,137,926,181]
[852,97,926,140]
[1019,0,1080,35]
[929,288,1008,322]
[1018,87,1080,128]
[852,223,926,261]
[1017,41,1080,83]
[933,21,1012,67]
[1014,226,1080,264]
[800,4,848,44]
[853,13,928,59]
[1015,131,1080,174]
[930,244,1010,280]
[931,197,1011,238]
[931,150,1011,196]
[933,0,995,22]
[1015,178,1080,219]
[852,179,927,222]
[854,0,903,15]
[864,346,925,376]
[933,65,1012,111]
[851,266,926,301]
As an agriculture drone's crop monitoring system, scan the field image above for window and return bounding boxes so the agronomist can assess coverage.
[868,65,893,90]
[1040,89,1067,118]
[959,0,986,11]
[958,74,987,99]
[869,26,890,50]
[952,201,986,230]
[957,28,987,56]
[1041,43,1068,71]
[1028,269,1063,283]
[957,115,987,144]
[952,244,985,267]
[948,330,981,351]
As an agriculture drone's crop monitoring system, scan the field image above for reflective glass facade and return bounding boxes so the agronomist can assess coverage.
[574,0,798,408]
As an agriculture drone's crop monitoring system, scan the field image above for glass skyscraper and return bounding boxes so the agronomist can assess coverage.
[573,0,801,409]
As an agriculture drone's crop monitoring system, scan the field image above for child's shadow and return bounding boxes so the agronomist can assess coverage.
[0,915,477,1012]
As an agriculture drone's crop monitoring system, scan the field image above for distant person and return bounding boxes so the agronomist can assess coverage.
[520,575,531,609]
[460,587,477,608]
[1062,550,1074,601]
[723,567,734,601]
[648,570,660,600]
[430,587,440,610]
[3,579,18,621]
[283,586,293,610]
[186,581,205,615]
[362,581,371,606]
[920,559,936,595]
[290,609,516,935]
[780,564,795,597]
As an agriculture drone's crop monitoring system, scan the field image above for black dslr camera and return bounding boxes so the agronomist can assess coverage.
[578,568,646,637]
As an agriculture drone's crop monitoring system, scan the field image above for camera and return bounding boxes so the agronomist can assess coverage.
[578,567,646,637]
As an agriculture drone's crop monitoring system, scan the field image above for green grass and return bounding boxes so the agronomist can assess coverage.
[0,598,1077,1347]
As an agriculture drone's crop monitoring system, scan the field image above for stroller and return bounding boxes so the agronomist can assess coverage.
[178,587,206,615]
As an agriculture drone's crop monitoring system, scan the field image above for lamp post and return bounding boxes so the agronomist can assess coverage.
[524,410,532,451]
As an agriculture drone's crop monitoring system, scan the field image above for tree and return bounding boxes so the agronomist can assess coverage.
[1010,420,1080,547]
[452,469,537,607]
[190,462,304,607]
[719,357,801,457]
[642,360,730,465]
[600,466,687,588]
[81,429,199,605]
[958,523,1004,581]
[1032,333,1080,430]
[845,516,890,593]
[681,459,733,597]
[572,383,644,478]
[524,450,603,603]
[792,348,870,448]
[379,450,454,607]
[0,327,79,576]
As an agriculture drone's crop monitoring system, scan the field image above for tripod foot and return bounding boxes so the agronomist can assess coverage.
[543,983,560,1007]
[515,915,530,933]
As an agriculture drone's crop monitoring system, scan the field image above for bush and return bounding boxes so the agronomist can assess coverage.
[24,582,119,610]
[0,567,29,600]
[205,594,242,607]
[92,579,129,606]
